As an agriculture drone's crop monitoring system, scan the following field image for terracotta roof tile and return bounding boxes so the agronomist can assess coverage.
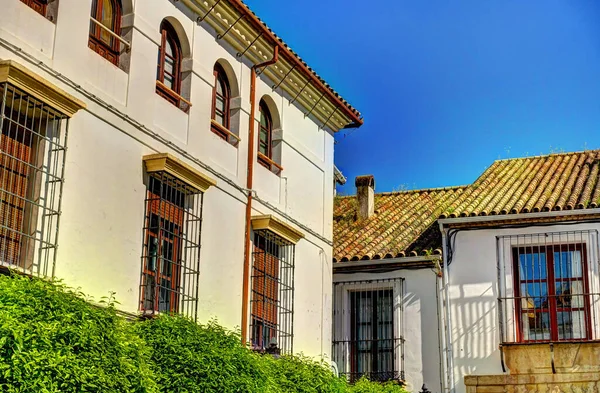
[333,150,600,262]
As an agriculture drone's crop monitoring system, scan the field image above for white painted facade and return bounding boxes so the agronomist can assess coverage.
[333,266,444,392]
[333,215,600,392]
[442,220,600,393]
[0,0,347,359]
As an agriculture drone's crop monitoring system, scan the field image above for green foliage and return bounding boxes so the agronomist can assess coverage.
[0,274,157,393]
[0,274,408,393]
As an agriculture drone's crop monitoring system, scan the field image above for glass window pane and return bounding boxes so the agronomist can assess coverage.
[164,58,174,76]
[164,74,174,89]
[521,311,550,341]
[554,250,582,278]
[557,311,586,340]
[215,113,224,126]
[99,0,114,45]
[519,252,547,280]
[521,282,548,310]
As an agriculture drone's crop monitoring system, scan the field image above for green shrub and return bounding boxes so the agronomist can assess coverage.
[0,274,408,393]
[0,274,157,393]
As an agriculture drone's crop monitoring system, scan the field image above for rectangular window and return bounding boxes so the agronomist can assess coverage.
[140,172,203,319]
[0,82,68,276]
[497,230,600,343]
[333,278,404,383]
[250,230,295,354]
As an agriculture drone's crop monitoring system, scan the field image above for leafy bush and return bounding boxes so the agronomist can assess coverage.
[0,274,408,393]
[0,274,156,393]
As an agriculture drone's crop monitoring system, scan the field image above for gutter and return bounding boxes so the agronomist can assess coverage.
[439,224,455,393]
[333,255,439,273]
[439,208,600,226]
[240,45,280,345]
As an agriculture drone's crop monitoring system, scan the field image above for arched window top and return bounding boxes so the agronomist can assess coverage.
[156,20,190,112]
[257,98,282,174]
[211,63,235,142]
[89,0,122,65]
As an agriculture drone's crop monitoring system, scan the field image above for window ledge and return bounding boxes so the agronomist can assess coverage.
[156,81,191,113]
[257,152,283,175]
[210,120,240,146]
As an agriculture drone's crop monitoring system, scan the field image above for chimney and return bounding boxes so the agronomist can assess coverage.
[355,175,375,220]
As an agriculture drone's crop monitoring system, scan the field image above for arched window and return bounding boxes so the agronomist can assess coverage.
[211,64,233,141]
[156,21,188,111]
[89,0,122,65]
[258,100,272,159]
[257,100,282,174]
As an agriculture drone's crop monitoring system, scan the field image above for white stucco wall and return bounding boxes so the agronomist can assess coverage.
[0,0,337,359]
[333,267,443,392]
[446,221,600,393]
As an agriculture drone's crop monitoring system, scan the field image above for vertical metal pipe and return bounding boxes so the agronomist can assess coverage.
[241,45,279,345]
[440,225,455,393]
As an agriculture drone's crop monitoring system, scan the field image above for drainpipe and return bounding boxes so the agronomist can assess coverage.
[240,45,280,345]
[439,222,456,393]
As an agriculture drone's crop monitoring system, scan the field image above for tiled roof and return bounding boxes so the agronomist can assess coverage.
[440,150,600,218]
[333,186,467,262]
[333,150,600,262]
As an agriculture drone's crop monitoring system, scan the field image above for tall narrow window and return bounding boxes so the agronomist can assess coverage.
[140,154,215,319]
[256,100,282,174]
[0,81,73,276]
[332,278,404,384]
[156,21,190,112]
[211,64,235,143]
[250,230,295,354]
[88,0,122,66]
[350,290,395,382]
[20,0,47,17]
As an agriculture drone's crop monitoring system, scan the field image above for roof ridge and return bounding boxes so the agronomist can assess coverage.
[493,149,600,163]
[336,185,469,198]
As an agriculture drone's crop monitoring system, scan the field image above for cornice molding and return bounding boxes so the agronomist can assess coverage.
[0,60,86,117]
[143,153,217,193]
[251,214,304,244]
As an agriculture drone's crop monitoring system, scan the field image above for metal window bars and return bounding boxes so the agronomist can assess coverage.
[497,229,600,344]
[0,82,69,278]
[139,172,203,320]
[250,230,295,355]
[332,278,405,383]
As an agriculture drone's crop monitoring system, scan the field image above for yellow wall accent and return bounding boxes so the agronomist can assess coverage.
[251,215,304,244]
[143,153,217,193]
[0,60,85,117]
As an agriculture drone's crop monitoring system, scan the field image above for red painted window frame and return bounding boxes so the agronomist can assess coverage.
[20,0,47,16]
[512,243,592,343]
[210,64,232,141]
[88,0,122,66]
[140,185,184,315]
[156,21,187,110]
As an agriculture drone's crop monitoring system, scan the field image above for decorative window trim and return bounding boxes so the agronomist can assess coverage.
[251,215,304,245]
[143,153,216,193]
[0,60,86,118]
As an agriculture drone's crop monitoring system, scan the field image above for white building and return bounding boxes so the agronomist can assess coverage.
[0,0,363,359]
[333,151,600,393]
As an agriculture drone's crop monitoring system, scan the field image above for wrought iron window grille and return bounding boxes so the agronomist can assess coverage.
[139,172,203,320]
[0,82,69,277]
[333,278,405,383]
[497,229,600,344]
[250,230,295,355]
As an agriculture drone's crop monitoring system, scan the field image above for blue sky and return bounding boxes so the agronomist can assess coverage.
[244,0,600,194]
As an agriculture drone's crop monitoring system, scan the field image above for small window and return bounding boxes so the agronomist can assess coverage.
[140,172,203,318]
[156,21,190,113]
[257,101,282,174]
[20,0,47,17]
[88,0,122,66]
[211,64,237,144]
[250,231,295,354]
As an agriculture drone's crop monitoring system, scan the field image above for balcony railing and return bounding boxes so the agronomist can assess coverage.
[332,337,404,383]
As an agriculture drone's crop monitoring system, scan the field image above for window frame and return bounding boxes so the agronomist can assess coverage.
[88,0,122,66]
[257,101,283,174]
[512,243,593,343]
[155,21,190,112]
[20,0,47,17]
[210,64,234,142]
